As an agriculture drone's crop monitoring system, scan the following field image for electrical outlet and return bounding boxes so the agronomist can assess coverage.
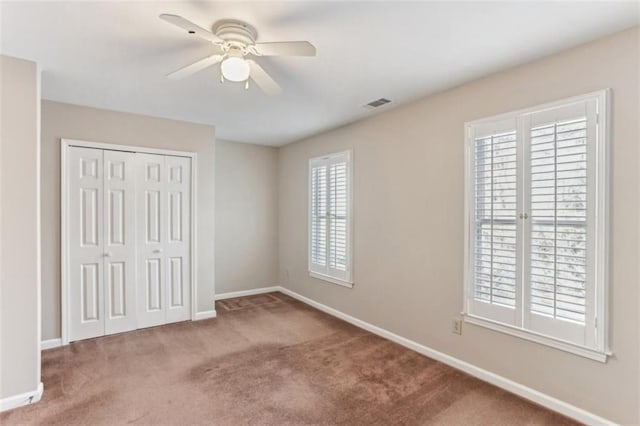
[453,318,463,335]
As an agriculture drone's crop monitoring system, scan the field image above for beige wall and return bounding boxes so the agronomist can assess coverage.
[215,140,279,294]
[277,28,640,423]
[0,55,41,399]
[41,101,215,340]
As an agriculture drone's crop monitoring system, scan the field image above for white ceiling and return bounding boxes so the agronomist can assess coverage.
[1,1,638,146]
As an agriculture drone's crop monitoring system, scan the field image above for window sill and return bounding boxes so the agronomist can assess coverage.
[309,272,353,289]
[462,313,611,363]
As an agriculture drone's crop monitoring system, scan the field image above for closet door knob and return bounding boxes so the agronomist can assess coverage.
[103,252,112,258]
[153,249,163,254]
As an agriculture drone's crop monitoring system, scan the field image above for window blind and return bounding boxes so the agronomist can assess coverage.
[310,166,327,267]
[474,131,518,308]
[464,91,609,359]
[530,118,588,324]
[309,151,352,285]
[328,162,348,271]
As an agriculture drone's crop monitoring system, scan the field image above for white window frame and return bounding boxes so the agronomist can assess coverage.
[463,90,610,362]
[308,150,354,288]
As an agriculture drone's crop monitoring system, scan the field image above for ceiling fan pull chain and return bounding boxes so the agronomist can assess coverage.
[159,14,314,94]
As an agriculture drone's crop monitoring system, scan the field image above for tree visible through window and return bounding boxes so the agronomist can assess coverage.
[464,91,609,361]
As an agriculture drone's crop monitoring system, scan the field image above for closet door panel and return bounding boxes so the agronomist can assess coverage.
[136,154,167,328]
[165,156,191,323]
[68,147,105,341]
[104,150,137,335]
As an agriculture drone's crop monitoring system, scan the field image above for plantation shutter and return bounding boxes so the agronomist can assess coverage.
[474,130,518,307]
[469,118,521,326]
[309,151,352,284]
[465,92,607,356]
[310,165,327,268]
[524,100,598,347]
[328,162,348,272]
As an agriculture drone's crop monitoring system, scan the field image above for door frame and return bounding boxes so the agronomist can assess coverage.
[61,138,198,345]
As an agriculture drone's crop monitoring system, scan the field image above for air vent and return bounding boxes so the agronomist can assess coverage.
[365,98,391,108]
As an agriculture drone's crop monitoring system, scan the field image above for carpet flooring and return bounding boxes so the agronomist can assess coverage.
[1,292,578,425]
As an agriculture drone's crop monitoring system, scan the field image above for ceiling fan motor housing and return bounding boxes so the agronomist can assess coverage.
[213,19,258,49]
[159,13,314,94]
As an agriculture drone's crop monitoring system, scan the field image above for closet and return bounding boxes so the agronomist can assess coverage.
[65,144,192,342]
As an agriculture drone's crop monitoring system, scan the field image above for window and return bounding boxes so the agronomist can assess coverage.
[309,150,353,287]
[464,90,609,361]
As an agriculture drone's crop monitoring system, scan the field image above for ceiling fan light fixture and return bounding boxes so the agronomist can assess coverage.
[221,56,250,82]
[160,15,315,94]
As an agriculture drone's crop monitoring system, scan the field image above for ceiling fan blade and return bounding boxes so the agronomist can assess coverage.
[252,41,316,57]
[247,60,282,95]
[167,54,223,80]
[159,14,224,44]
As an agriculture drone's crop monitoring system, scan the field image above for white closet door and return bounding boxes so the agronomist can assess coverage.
[165,156,191,324]
[68,147,105,341]
[103,150,137,335]
[136,153,167,328]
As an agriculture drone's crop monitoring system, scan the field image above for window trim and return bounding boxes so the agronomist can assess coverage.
[463,89,611,362]
[308,150,354,288]
[309,271,354,288]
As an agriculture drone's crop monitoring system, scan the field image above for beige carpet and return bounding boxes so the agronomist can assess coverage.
[1,292,577,425]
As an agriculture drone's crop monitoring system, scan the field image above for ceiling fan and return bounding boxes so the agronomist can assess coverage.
[159,14,316,94]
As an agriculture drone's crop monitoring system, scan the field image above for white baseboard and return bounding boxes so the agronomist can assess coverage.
[0,382,43,413]
[194,310,217,321]
[215,286,280,300]
[277,286,613,426]
[41,338,62,350]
